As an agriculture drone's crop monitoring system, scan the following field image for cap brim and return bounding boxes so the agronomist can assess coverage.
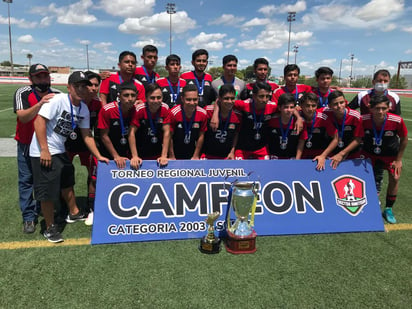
[30,70,50,76]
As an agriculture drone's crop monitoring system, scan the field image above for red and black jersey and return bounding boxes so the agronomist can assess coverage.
[362,113,407,157]
[65,98,102,153]
[234,99,278,151]
[310,87,335,108]
[97,102,135,159]
[349,89,401,115]
[266,115,307,159]
[169,105,207,159]
[180,71,216,107]
[240,81,279,100]
[134,66,160,88]
[323,107,364,155]
[14,86,60,145]
[156,77,187,108]
[301,110,337,159]
[272,84,312,104]
[100,72,146,103]
[202,105,241,158]
[130,102,170,159]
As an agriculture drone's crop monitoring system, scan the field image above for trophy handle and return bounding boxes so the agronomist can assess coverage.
[249,183,258,227]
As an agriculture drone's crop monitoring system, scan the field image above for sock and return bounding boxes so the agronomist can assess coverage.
[385,195,396,208]
[88,193,95,211]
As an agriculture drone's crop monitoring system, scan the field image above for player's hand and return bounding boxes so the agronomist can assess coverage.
[313,155,326,171]
[191,155,200,160]
[226,152,235,160]
[330,153,344,169]
[40,149,52,168]
[294,116,304,133]
[96,155,110,164]
[39,93,55,106]
[157,156,169,167]
[114,156,128,169]
[99,71,111,80]
[391,160,403,179]
[130,156,143,170]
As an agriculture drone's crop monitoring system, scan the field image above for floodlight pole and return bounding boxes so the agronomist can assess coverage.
[166,3,176,55]
[338,59,343,86]
[86,44,90,71]
[293,45,299,64]
[287,12,296,65]
[3,0,14,76]
[349,53,354,87]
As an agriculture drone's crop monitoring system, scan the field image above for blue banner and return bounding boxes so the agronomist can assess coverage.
[91,159,384,245]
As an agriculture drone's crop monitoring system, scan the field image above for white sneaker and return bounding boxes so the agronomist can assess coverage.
[85,211,94,226]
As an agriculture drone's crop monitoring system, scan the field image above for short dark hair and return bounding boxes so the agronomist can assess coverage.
[315,67,334,78]
[192,49,208,61]
[166,54,181,66]
[284,64,300,76]
[278,93,296,107]
[373,69,391,81]
[222,54,238,66]
[119,81,137,93]
[328,90,345,104]
[252,81,272,94]
[218,84,236,98]
[369,94,390,108]
[142,45,158,55]
[182,84,199,96]
[119,51,137,63]
[145,83,161,98]
[299,92,319,106]
[85,71,101,84]
[253,58,269,69]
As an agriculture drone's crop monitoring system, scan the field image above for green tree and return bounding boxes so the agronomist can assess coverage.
[389,74,408,89]
[352,77,373,88]
[1,60,11,66]
[207,67,223,79]
[154,64,168,78]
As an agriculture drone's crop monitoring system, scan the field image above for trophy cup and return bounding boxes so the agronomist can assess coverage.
[199,211,221,254]
[225,182,258,254]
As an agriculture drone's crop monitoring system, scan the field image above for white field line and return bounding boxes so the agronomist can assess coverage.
[0,107,13,113]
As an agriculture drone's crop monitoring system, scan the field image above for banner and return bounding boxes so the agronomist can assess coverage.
[91,159,384,245]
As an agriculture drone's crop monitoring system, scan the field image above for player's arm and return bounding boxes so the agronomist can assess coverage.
[80,128,109,163]
[295,139,305,160]
[16,93,56,124]
[330,137,361,169]
[33,115,51,168]
[99,93,108,105]
[314,133,338,171]
[191,131,205,160]
[158,124,170,166]
[127,125,142,170]
[100,128,128,169]
[209,101,219,131]
[292,109,304,133]
[226,131,239,160]
[392,136,408,179]
[168,132,176,160]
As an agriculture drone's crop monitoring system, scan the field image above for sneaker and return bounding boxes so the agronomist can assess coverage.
[23,221,35,234]
[383,208,397,224]
[43,224,64,243]
[85,211,94,226]
[66,210,87,223]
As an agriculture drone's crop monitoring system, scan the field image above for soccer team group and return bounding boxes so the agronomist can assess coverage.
[13,45,407,243]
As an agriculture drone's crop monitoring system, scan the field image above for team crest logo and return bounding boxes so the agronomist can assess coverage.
[331,175,367,216]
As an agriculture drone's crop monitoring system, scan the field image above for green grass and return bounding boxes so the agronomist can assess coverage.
[0,84,411,308]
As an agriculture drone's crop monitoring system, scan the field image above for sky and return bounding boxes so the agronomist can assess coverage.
[1,0,412,78]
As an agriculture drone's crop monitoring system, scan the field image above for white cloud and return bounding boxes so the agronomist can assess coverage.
[187,32,227,51]
[40,16,53,27]
[99,0,155,18]
[0,15,37,28]
[49,38,64,46]
[382,23,396,32]
[355,0,404,21]
[368,48,376,52]
[405,49,412,54]
[17,35,34,43]
[79,40,91,45]
[93,42,113,49]
[242,18,271,28]
[258,1,307,17]
[119,11,196,35]
[209,14,245,26]
[402,26,412,33]
[132,39,166,49]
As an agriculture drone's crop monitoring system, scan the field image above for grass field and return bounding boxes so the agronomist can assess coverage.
[0,84,411,308]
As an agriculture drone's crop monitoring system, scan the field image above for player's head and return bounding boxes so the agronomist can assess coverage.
[278,93,296,118]
[145,83,162,111]
[166,54,181,66]
[284,64,300,76]
[166,54,182,75]
[118,81,137,105]
[119,51,137,63]
[222,55,238,77]
[29,63,51,93]
[192,49,208,61]
[253,58,269,81]
[369,93,390,108]
[222,54,238,66]
[118,51,137,74]
[299,92,319,119]
[373,69,391,92]
[218,84,236,111]
[252,82,272,108]
[191,49,208,73]
[369,94,390,121]
[68,71,92,101]
[84,71,101,100]
[315,67,334,79]
[141,45,158,69]
[284,64,300,87]
[181,84,199,113]
[328,90,346,117]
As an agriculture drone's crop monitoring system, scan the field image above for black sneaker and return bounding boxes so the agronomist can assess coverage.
[66,211,87,223]
[43,224,64,243]
[23,221,35,234]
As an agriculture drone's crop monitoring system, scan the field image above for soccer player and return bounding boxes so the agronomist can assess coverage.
[202,84,241,159]
[65,71,102,226]
[128,83,171,168]
[311,67,335,109]
[180,49,216,107]
[361,94,408,223]
[266,93,307,159]
[29,71,109,242]
[134,45,160,87]
[240,58,279,100]
[272,64,312,104]
[349,69,401,115]
[156,54,186,108]
[169,84,208,160]
[299,92,338,170]
[98,82,137,169]
[13,63,59,233]
[211,54,246,99]
[99,51,145,105]
[324,91,364,169]
[234,82,277,160]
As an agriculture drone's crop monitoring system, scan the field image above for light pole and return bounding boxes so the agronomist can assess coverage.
[293,45,299,64]
[286,11,296,65]
[86,44,90,71]
[3,0,14,76]
[166,3,176,55]
[338,59,343,86]
[349,53,354,87]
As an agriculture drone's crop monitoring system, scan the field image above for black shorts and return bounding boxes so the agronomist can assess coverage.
[31,153,75,201]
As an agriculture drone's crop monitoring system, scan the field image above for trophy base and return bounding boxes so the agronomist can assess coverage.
[225,230,257,254]
[199,237,221,254]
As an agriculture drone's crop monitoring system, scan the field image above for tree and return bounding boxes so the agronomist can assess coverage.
[207,67,223,79]
[352,77,373,89]
[389,74,408,89]
[154,64,168,78]
[1,60,11,66]
[26,53,33,67]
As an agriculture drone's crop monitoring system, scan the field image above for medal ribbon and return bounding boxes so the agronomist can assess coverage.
[181,107,196,141]
[146,103,159,137]
[372,115,387,146]
[318,88,330,107]
[117,101,127,137]
[251,99,265,136]
[192,71,205,95]
[279,116,293,144]
[68,94,82,131]
[218,110,232,136]
[284,85,299,102]
[307,111,317,141]
[142,66,155,84]
[334,109,347,142]
[167,78,181,103]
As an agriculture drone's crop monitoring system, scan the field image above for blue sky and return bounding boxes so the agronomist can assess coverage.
[1,0,412,78]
